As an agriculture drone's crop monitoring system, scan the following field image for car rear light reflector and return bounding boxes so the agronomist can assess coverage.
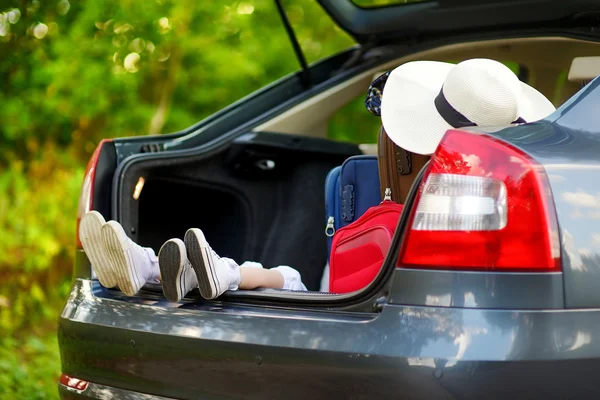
[413,174,507,231]
[399,129,560,272]
[59,373,89,392]
[76,139,112,248]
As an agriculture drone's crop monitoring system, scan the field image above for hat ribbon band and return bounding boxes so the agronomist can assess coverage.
[434,88,526,128]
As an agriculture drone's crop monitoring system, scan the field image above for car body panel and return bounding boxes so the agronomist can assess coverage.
[480,77,600,308]
[59,380,175,400]
[60,279,600,399]
[377,79,600,312]
[389,270,564,309]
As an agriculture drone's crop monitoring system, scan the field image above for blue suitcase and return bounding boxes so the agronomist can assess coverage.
[324,155,381,259]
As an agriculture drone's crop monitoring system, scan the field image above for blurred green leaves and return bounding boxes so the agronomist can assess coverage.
[0,0,355,332]
[0,0,354,164]
[0,1,357,397]
[0,334,61,399]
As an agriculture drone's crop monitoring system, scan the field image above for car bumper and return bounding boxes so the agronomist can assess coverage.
[59,379,175,400]
[59,279,600,399]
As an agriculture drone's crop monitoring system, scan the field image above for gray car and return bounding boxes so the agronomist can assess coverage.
[58,1,600,399]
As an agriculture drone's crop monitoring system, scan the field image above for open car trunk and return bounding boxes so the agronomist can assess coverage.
[90,0,600,302]
[115,132,362,292]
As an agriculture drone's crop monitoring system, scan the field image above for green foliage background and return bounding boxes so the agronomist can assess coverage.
[0,0,384,398]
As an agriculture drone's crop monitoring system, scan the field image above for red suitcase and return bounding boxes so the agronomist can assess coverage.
[329,198,403,293]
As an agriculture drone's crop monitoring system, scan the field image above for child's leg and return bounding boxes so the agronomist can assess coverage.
[79,211,161,295]
[239,265,307,291]
[185,228,242,299]
[239,267,284,290]
[101,220,161,296]
[79,211,117,288]
[184,228,307,299]
[270,266,307,291]
[158,239,199,302]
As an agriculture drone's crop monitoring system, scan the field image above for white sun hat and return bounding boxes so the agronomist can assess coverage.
[380,58,556,155]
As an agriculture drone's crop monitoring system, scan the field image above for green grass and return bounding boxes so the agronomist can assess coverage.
[0,332,61,400]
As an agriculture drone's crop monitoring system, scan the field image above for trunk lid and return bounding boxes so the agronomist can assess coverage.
[317,0,600,45]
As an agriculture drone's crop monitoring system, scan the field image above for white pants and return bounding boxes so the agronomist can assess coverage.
[223,259,307,291]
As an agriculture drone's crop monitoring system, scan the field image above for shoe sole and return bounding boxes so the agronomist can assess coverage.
[79,211,117,288]
[101,221,144,296]
[184,229,218,300]
[158,239,188,302]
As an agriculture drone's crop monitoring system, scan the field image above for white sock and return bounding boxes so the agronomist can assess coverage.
[272,265,307,291]
[142,247,161,284]
[221,257,244,290]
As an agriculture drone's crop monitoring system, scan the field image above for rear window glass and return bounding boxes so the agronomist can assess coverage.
[352,0,430,7]
[329,96,381,144]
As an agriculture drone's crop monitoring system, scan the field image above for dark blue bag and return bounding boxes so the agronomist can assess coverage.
[324,155,381,259]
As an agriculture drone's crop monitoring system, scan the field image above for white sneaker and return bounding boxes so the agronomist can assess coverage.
[101,220,158,296]
[79,211,117,288]
[184,228,240,300]
[158,239,198,302]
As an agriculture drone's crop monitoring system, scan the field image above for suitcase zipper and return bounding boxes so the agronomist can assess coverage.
[327,188,395,237]
[383,188,392,201]
[325,216,335,237]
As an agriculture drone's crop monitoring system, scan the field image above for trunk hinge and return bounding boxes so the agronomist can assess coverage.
[274,0,311,89]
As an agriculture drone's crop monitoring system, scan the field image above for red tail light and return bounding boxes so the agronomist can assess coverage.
[399,129,560,272]
[76,139,112,248]
[59,373,89,392]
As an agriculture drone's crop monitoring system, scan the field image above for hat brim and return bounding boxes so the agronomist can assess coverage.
[380,61,556,155]
[519,82,556,122]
